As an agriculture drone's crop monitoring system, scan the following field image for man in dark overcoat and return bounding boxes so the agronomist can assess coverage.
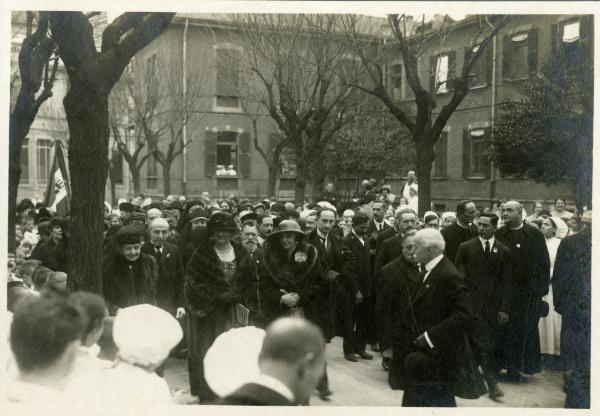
[341,212,374,362]
[553,210,591,409]
[376,230,419,372]
[455,213,512,399]
[388,228,475,407]
[441,200,478,264]
[142,218,186,318]
[495,200,550,381]
[306,207,348,399]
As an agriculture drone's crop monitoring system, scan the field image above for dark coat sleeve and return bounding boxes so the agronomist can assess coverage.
[530,227,551,297]
[454,242,468,277]
[551,237,572,315]
[498,247,513,313]
[426,267,474,349]
[296,252,327,308]
[171,245,186,308]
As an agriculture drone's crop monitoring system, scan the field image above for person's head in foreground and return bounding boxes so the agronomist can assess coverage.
[413,228,446,265]
[10,293,85,389]
[258,317,326,404]
[113,304,183,372]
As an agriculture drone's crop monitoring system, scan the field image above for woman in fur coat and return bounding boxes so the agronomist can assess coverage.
[101,224,158,316]
[260,219,330,336]
[184,212,250,402]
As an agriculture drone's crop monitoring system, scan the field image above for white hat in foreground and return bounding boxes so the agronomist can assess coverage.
[204,326,266,397]
[113,304,183,367]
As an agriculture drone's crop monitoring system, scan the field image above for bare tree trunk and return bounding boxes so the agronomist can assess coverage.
[64,82,110,292]
[8,110,27,253]
[295,160,308,205]
[267,165,278,198]
[130,167,142,195]
[415,140,434,217]
[310,153,326,202]
[162,163,171,196]
[109,175,117,207]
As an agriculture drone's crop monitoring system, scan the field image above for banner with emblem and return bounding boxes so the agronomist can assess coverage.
[43,140,70,217]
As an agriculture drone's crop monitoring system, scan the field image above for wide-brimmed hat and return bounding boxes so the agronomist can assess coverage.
[207,212,239,235]
[267,219,305,244]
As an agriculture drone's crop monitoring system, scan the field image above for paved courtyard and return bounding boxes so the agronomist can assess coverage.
[164,336,566,407]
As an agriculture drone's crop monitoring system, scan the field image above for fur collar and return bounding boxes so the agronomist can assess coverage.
[263,243,318,289]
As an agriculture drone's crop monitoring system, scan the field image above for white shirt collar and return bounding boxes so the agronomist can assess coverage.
[252,374,295,403]
[479,236,495,250]
[422,254,444,282]
[352,229,364,244]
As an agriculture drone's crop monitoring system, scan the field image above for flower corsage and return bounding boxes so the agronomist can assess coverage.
[294,251,308,263]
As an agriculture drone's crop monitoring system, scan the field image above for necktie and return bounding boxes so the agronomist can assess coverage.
[155,247,162,257]
[378,224,382,232]
[320,236,327,250]
[485,241,490,254]
[419,264,427,282]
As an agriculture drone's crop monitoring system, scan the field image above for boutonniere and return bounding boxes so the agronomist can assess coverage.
[516,244,521,248]
[166,253,171,258]
[294,252,307,263]
[493,247,498,253]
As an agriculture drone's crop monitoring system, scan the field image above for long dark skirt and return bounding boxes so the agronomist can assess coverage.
[186,305,236,402]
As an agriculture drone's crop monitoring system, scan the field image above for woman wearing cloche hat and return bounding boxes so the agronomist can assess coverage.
[259,219,329,343]
[184,212,250,402]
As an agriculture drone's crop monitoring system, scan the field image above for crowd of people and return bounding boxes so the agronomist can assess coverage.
[6,177,591,408]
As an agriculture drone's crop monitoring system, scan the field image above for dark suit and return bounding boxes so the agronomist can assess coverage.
[552,230,591,408]
[441,222,478,265]
[367,219,392,254]
[389,256,475,407]
[495,222,550,376]
[376,256,420,353]
[341,231,373,355]
[375,234,405,274]
[219,383,295,406]
[141,241,185,315]
[455,237,512,388]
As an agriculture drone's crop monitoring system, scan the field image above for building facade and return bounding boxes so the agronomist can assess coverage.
[378,14,592,212]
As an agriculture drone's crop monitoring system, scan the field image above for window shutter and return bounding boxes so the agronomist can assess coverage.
[527,28,538,77]
[216,49,227,96]
[462,129,470,178]
[485,43,493,85]
[229,49,241,96]
[502,35,511,80]
[429,55,437,94]
[204,131,217,177]
[238,132,251,177]
[447,50,456,92]
[551,24,559,57]
[483,127,492,178]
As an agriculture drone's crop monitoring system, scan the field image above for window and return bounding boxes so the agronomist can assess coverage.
[215,47,241,109]
[21,138,29,184]
[433,132,448,177]
[553,18,593,66]
[465,44,490,89]
[503,29,537,81]
[280,147,297,176]
[430,52,455,95]
[111,148,124,184]
[462,128,491,178]
[146,153,158,189]
[216,131,238,176]
[36,139,53,184]
[435,54,449,94]
[390,64,402,101]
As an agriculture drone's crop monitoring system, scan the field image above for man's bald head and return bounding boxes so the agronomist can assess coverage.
[501,200,523,227]
[259,318,325,365]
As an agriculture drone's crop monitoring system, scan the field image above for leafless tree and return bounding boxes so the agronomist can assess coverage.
[341,14,509,215]
[49,11,175,292]
[229,14,364,204]
[9,11,59,252]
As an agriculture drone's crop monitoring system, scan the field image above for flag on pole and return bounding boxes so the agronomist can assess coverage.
[43,141,70,217]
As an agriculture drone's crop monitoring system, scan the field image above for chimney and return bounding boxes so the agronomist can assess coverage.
[432,14,446,30]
